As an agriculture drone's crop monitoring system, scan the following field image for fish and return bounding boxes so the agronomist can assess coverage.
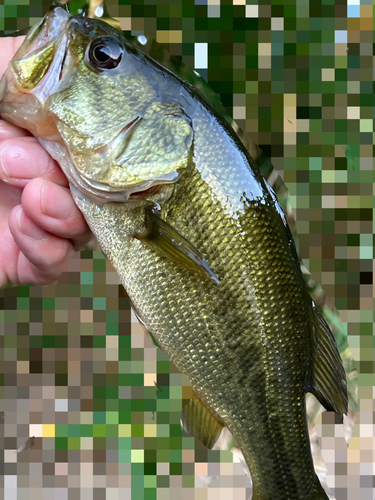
[0,3,348,498]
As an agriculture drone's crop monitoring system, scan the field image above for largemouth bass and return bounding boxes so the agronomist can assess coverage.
[0,4,348,499]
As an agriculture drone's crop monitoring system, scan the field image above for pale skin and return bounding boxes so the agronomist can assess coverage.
[0,37,92,288]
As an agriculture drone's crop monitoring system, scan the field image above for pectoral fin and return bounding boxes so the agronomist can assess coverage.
[134,206,219,284]
[309,306,348,420]
[181,397,224,449]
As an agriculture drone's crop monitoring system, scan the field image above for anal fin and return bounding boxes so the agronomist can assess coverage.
[181,395,224,449]
[309,306,348,420]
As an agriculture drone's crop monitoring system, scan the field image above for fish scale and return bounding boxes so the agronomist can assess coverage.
[0,5,347,499]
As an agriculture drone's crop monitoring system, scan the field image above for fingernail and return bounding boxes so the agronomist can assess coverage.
[41,180,76,220]
[0,140,47,180]
[17,207,48,241]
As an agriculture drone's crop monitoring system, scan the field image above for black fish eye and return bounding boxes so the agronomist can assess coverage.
[88,37,123,70]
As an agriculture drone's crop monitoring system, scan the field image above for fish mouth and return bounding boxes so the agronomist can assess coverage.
[8,4,71,99]
[0,4,71,138]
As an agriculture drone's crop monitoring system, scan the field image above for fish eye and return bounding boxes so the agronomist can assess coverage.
[88,37,123,70]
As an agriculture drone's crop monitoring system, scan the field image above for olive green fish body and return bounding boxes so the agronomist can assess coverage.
[71,101,325,499]
[0,5,347,499]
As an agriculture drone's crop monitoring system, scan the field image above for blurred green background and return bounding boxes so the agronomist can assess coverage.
[0,1,374,499]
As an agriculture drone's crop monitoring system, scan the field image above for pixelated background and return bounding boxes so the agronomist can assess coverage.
[0,0,374,499]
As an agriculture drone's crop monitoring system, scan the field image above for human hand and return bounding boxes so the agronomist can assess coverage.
[0,37,92,288]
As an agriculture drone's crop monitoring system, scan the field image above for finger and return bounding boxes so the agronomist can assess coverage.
[0,119,31,141]
[8,205,75,286]
[0,137,68,189]
[21,177,92,248]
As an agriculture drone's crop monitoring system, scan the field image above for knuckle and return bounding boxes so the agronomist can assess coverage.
[48,240,72,268]
[31,238,71,272]
[57,210,88,238]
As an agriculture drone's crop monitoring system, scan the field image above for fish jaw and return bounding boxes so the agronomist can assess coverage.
[0,3,71,140]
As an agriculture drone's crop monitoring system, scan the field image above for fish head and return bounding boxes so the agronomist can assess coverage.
[0,1,193,202]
